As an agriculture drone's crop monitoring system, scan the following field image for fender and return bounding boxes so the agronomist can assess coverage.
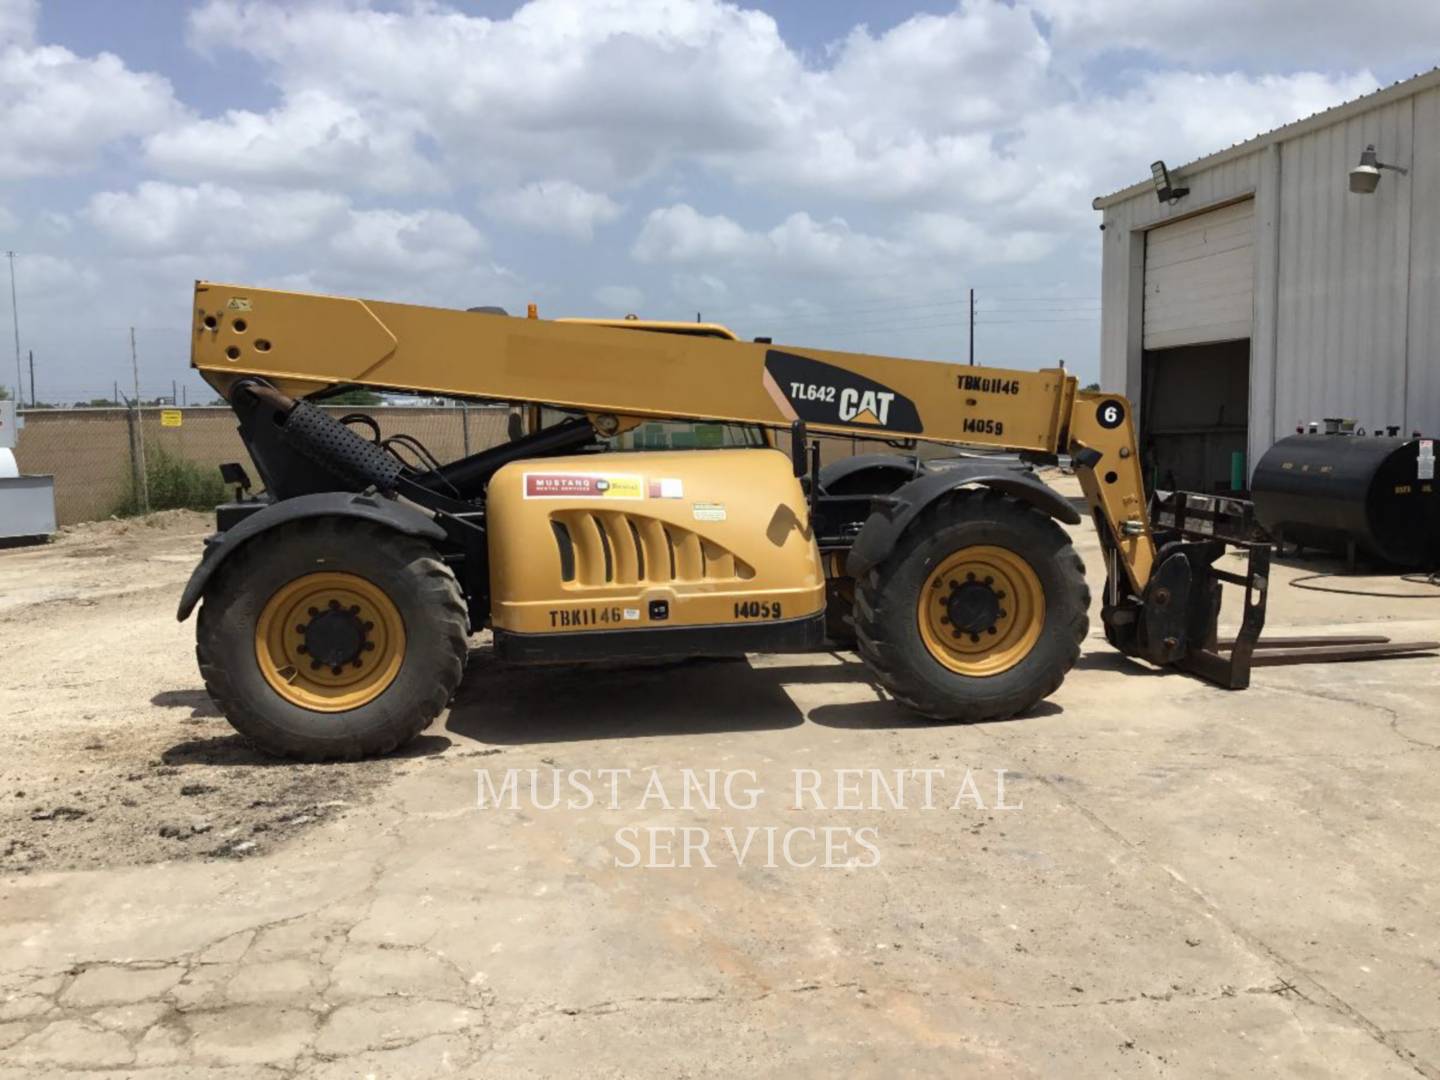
[846,463,1082,578]
[817,452,923,493]
[176,491,447,621]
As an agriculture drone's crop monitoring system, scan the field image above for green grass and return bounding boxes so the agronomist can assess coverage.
[114,445,229,516]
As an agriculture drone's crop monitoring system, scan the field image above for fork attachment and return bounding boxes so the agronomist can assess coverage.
[1103,491,1438,689]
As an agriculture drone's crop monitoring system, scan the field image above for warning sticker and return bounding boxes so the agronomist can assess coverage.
[524,472,644,499]
[160,409,183,428]
[648,477,684,499]
[692,502,727,522]
[1419,440,1435,481]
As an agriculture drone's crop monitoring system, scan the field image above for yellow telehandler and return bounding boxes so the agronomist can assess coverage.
[176,282,1434,759]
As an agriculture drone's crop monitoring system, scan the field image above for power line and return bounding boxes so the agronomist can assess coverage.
[713,292,1099,327]
[769,315,1099,340]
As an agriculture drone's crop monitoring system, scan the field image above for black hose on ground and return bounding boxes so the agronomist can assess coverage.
[1289,571,1440,599]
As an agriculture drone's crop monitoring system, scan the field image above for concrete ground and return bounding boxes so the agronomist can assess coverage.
[1,487,1439,1078]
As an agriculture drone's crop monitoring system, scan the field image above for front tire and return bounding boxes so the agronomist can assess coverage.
[853,490,1088,722]
[196,517,468,761]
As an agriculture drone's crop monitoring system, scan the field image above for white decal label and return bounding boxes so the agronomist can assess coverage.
[692,502,727,522]
[1419,440,1434,481]
[623,608,641,621]
[648,477,684,498]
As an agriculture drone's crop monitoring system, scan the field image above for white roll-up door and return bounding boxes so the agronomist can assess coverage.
[1143,199,1255,349]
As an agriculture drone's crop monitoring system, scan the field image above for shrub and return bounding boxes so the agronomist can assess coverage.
[115,445,229,516]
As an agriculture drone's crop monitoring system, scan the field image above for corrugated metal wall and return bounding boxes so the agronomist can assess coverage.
[1405,88,1440,434]
[1274,95,1414,435]
[1098,80,1440,473]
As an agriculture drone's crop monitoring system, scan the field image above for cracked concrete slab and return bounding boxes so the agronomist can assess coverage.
[2,485,1438,1076]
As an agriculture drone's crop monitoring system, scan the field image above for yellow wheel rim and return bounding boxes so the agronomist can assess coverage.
[916,545,1045,677]
[255,572,406,712]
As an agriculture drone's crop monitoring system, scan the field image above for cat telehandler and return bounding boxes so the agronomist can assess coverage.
[176,282,1434,759]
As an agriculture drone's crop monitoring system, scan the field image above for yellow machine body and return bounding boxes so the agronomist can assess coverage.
[486,448,824,640]
[179,279,1360,766]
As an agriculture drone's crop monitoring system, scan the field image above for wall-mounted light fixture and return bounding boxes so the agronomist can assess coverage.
[1349,144,1408,194]
[1150,160,1189,204]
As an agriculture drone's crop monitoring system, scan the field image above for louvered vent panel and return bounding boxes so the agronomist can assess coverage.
[550,511,752,585]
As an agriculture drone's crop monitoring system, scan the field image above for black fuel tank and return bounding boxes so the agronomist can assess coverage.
[1251,435,1439,567]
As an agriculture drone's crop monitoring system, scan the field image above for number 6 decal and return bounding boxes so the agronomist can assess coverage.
[1096,399,1126,430]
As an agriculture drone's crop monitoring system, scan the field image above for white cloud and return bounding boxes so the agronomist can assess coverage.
[0,39,179,179]
[146,89,440,194]
[632,204,764,263]
[168,0,1381,246]
[7,0,1423,393]
[593,284,644,311]
[0,0,35,48]
[86,181,348,252]
[329,208,485,274]
[1032,0,1440,70]
[484,180,622,241]
[635,203,1055,276]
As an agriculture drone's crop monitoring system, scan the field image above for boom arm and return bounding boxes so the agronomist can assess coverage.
[190,282,1156,591]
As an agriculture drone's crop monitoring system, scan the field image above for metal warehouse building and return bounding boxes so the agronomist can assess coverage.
[1094,69,1440,494]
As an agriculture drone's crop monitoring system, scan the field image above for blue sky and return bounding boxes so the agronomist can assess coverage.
[1,0,1435,405]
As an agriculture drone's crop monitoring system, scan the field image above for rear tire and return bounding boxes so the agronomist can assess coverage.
[196,517,469,761]
[853,490,1088,722]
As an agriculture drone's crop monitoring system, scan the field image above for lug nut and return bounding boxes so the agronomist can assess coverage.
[309,660,321,670]
[363,641,375,652]
[308,607,319,617]
[297,644,308,655]
[970,633,981,643]
[940,616,950,625]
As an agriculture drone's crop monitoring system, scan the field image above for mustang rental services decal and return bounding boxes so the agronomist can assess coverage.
[523,472,644,499]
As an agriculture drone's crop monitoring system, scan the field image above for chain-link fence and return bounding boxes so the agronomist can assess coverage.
[12,405,513,526]
[13,402,921,527]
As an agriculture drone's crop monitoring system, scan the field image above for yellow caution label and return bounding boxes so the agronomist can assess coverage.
[160,409,183,428]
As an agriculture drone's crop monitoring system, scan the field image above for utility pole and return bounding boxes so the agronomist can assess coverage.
[172,379,177,406]
[28,350,34,407]
[968,287,975,366]
[130,326,149,513]
[6,252,19,403]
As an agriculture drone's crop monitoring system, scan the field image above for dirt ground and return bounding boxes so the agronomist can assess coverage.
[0,512,415,874]
[1,489,1439,1077]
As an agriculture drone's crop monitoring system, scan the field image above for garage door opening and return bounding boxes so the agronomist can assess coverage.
[1141,340,1250,495]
